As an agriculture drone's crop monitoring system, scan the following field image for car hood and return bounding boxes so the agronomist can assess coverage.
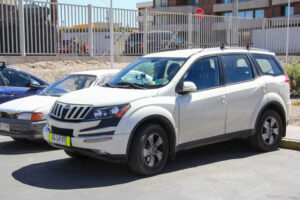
[57,87,158,106]
[0,95,57,113]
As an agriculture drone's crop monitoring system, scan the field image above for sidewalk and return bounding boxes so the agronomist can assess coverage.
[280,125,300,150]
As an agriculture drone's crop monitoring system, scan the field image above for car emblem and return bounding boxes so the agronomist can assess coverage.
[64,105,71,110]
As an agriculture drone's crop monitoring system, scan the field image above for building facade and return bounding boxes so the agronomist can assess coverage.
[137,0,300,18]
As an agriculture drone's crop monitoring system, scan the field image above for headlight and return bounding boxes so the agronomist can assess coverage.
[17,113,44,121]
[85,104,130,120]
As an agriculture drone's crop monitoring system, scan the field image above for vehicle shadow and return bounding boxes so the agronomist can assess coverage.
[0,140,57,155]
[12,139,264,190]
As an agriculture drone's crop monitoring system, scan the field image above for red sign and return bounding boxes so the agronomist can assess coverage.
[195,8,204,20]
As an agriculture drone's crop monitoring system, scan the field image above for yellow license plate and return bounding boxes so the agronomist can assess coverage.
[49,132,71,147]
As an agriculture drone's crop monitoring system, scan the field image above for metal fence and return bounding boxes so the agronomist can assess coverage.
[1,0,300,57]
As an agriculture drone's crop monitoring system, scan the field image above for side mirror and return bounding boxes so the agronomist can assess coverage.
[27,81,41,89]
[177,81,197,94]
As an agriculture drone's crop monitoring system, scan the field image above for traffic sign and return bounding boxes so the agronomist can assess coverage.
[195,8,204,20]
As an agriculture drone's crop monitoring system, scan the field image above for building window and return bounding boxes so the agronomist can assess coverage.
[255,9,264,18]
[281,6,294,16]
[273,7,278,17]
[155,0,169,8]
[238,10,253,18]
[222,12,232,17]
[187,0,199,6]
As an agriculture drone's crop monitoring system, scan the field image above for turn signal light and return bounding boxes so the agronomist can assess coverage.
[116,105,131,118]
[31,113,43,121]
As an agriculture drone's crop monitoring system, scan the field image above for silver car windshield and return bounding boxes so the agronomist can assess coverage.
[41,74,96,96]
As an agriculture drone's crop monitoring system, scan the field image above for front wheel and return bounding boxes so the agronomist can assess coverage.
[128,124,169,176]
[250,110,283,152]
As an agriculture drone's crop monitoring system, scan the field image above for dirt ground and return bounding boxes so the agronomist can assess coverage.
[14,60,130,83]
[291,104,300,126]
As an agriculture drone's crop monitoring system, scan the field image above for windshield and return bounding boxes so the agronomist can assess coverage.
[41,74,96,96]
[108,58,186,89]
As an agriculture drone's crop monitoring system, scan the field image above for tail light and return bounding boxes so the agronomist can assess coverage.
[285,74,290,88]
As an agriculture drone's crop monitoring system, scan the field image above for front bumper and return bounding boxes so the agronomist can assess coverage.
[0,118,45,140]
[43,117,130,160]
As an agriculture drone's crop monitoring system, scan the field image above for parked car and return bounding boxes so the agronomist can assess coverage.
[43,48,290,175]
[0,62,49,104]
[0,69,119,141]
[123,31,184,55]
[58,40,72,54]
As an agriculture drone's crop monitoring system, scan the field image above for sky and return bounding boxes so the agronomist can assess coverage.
[46,0,148,10]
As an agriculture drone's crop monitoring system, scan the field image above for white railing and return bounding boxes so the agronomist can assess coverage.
[1,0,300,57]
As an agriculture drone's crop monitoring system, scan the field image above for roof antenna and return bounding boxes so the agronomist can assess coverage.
[220,43,225,50]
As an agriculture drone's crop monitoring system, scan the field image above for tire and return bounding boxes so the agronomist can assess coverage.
[64,150,87,159]
[11,137,27,142]
[128,123,169,176]
[250,109,283,152]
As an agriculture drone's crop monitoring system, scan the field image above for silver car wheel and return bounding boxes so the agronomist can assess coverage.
[262,117,279,145]
[143,133,164,168]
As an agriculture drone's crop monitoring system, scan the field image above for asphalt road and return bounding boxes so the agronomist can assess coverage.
[0,136,300,200]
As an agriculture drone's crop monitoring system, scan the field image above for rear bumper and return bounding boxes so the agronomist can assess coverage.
[0,118,45,140]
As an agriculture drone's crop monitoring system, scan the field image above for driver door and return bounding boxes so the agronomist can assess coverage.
[0,69,40,102]
[177,56,227,144]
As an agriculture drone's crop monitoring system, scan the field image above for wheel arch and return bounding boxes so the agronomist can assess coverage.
[126,115,177,159]
[255,101,287,137]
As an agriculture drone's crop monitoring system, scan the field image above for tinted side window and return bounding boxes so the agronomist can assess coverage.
[222,54,253,84]
[252,54,283,76]
[1,69,31,87]
[184,57,220,91]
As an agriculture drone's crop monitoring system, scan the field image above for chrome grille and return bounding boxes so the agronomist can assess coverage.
[51,102,91,121]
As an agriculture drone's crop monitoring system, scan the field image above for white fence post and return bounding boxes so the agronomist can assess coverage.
[143,8,148,55]
[88,4,93,57]
[188,13,193,48]
[109,0,114,68]
[18,0,25,56]
[226,16,232,45]
[261,18,266,49]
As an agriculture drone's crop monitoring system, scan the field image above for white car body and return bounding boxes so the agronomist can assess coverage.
[43,48,291,175]
[0,69,120,140]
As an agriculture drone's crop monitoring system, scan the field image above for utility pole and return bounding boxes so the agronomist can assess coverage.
[232,0,239,45]
[286,0,291,66]
[110,0,114,69]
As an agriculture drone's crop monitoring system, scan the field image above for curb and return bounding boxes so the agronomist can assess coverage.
[280,139,300,150]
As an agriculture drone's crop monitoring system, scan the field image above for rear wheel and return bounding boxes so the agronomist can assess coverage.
[250,110,283,151]
[128,124,169,176]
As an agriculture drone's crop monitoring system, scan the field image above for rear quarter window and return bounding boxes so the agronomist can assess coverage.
[252,54,284,76]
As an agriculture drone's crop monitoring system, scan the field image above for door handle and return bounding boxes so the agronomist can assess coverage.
[10,93,17,96]
[221,96,226,104]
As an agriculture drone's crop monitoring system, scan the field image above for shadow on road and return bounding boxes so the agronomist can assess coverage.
[0,140,57,155]
[12,139,263,190]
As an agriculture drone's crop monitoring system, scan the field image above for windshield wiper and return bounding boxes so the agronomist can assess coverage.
[116,82,146,89]
[104,82,116,88]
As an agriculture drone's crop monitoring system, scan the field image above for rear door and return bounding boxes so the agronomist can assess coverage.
[221,54,265,133]
[0,71,10,104]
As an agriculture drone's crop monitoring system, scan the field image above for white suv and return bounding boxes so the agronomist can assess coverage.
[43,48,291,175]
